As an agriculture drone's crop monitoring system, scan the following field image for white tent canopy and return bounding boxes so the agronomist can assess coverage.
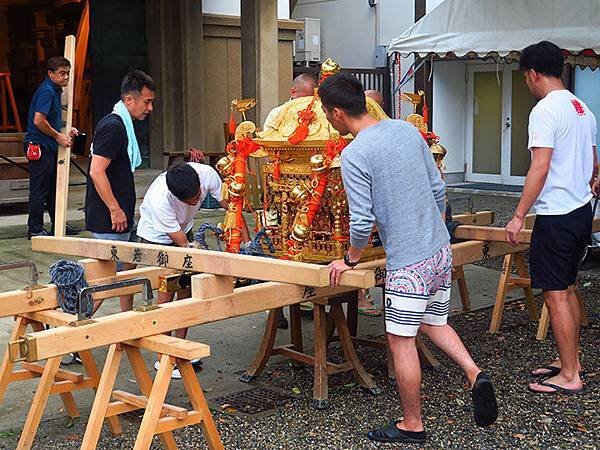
[389,0,600,64]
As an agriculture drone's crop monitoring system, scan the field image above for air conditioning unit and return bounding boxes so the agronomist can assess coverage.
[294,18,320,63]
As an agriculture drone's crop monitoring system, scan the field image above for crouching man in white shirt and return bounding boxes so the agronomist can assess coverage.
[137,161,250,378]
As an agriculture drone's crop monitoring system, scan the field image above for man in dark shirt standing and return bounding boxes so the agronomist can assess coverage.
[25,56,79,238]
[85,69,155,312]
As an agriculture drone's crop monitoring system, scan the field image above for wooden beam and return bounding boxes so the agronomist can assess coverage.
[31,237,374,288]
[453,225,532,244]
[13,280,356,362]
[111,391,188,420]
[454,217,600,243]
[21,308,210,361]
[356,240,529,274]
[0,266,176,318]
[54,35,76,237]
[453,211,494,226]
[126,335,210,361]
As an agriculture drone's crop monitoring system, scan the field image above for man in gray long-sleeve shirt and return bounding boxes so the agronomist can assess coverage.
[319,73,498,444]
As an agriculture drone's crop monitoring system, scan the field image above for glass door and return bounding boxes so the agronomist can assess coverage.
[466,65,536,185]
[466,66,503,183]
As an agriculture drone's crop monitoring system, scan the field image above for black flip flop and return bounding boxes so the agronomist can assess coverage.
[529,380,584,395]
[530,365,561,378]
[366,420,426,444]
[530,365,586,379]
[471,372,498,427]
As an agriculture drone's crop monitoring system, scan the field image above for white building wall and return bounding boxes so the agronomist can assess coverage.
[293,0,377,68]
[574,68,600,149]
[203,0,290,19]
[433,61,466,181]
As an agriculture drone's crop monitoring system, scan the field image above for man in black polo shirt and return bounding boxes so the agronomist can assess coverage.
[25,56,79,238]
[85,69,155,312]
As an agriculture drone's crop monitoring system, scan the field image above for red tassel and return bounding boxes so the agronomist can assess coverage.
[288,123,309,145]
[273,162,281,181]
[228,111,236,135]
[422,99,429,124]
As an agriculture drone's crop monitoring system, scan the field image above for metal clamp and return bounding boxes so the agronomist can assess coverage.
[0,260,44,297]
[76,277,156,323]
[158,272,193,293]
[8,336,37,362]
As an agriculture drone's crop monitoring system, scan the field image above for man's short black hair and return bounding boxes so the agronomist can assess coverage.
[166,163,200,202]
[120,70,156,98]
[318,72,367,117]
[47,56,70,72]
[519,41,564,78]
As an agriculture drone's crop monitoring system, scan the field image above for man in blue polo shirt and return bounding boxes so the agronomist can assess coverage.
[25,56,79,238]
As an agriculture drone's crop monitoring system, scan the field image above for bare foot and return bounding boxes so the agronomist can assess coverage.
[529,373,583,393]
[395,419,424,433]
[531,359,582,376]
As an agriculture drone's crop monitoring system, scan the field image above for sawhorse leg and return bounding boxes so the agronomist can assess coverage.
[126,347,178,449]
[134,353,176,450]
[16,357,62,450]
[513,252,538,321]
[330,303,381,395]
[240,308,279,382]
[0,316,28,402]
[178,361,224,450]
[81,344,124,448]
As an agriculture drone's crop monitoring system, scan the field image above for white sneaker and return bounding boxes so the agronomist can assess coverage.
[154,360,182,379]
[190,358,203,368]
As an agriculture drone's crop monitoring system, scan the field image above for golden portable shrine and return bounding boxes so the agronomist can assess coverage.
[215,59,446,263]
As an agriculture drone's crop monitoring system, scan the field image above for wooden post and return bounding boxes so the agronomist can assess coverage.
[54,35,76,237]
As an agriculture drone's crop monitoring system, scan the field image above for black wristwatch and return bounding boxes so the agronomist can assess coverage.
[344,253,358,267]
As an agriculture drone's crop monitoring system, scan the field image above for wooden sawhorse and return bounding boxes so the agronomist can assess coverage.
[488,251,589,340]
[1,313,121,450]
[488,251,539,334]
[241,292,381,409]
[82,335,222,449]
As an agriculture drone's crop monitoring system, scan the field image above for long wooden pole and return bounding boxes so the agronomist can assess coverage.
[0,266,176,318]
[31,236,375,288]
[18,233,541,362]
[54,35,76,237]
[11,279,356,362]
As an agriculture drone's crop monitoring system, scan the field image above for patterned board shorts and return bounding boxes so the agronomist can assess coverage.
[384,244,452,337]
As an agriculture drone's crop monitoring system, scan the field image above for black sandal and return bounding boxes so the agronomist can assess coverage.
[530,365,586,379]
[366,420,426,443]
[529,380,584,395]
[471,372,498,427]
[530,365,561,378]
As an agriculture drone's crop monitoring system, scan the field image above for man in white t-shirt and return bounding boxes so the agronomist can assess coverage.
[138,162,225,246]
[138,162,249,378]
[506,41,598,395]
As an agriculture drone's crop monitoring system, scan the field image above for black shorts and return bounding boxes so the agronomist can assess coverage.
[529,202,592,291]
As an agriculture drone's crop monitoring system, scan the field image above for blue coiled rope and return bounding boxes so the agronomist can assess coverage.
[194,224,275,257]
[239,228,276,257]
[49,260,91,317]
[194,223,224,251]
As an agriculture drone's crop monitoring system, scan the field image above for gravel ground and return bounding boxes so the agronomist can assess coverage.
[1,193,599,449]
[6,278,598,450]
